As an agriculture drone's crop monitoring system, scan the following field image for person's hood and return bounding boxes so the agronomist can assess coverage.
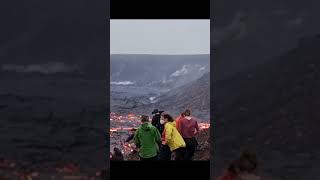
[140,122,153,131]
[167,121,176,127]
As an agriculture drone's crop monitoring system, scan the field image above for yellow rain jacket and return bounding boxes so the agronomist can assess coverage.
[163,121,186,151]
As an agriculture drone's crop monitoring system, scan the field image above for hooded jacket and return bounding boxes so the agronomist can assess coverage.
[162,121,186,151]
[134,122,161,158]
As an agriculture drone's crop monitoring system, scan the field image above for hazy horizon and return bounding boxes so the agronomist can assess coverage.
[110,20,210,55]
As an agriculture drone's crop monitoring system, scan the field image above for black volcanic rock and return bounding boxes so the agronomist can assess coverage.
[213,34,320,180]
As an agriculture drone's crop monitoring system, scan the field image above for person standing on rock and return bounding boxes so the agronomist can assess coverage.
[110,147,124,161]
[151,109,165,134]
[125,128,137,143]
[134,115,161,161]
[159,113,186,160]
[179,109,199,160]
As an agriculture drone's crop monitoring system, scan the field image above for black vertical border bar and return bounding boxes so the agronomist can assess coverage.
[210,0,214,177]
[106,0,111,178]
[210,0,214,179]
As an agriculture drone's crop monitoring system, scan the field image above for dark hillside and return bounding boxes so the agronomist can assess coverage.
[213,34,320,180]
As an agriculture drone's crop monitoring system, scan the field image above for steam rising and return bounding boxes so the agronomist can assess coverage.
[111,81,135,85]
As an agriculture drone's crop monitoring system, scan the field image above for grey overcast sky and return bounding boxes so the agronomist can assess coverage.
[110,20,210,55]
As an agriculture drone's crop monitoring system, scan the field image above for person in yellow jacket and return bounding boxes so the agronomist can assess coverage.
[159,113,186,160]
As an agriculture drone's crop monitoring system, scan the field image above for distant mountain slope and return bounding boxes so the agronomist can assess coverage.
[111,54,210,89]
[154,72,210,120]
[213,34,320,179]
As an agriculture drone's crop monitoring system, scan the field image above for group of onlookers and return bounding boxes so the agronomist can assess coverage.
[133,108,199,160]
[110,110,265,179]
[111,108,200,161]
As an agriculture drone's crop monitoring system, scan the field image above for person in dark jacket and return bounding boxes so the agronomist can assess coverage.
[151,109,164,134]
[125,128,137,143]
[110,147,124,161]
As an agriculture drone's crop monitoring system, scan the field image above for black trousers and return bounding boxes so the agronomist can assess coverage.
[140,155,158,161]
[183,137,198,160]
[173,147,185,160]
[159,145,171,160]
